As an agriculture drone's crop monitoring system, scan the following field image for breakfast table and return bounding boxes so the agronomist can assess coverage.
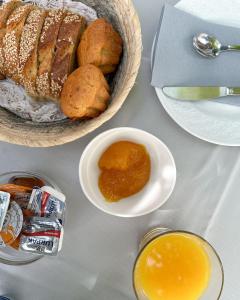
[0,0,239,299]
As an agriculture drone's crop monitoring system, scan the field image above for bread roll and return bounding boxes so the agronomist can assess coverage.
[60,64,110,119]
[78,18,123,74]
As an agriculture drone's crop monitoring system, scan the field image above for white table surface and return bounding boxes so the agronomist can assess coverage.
[0,0,239,299]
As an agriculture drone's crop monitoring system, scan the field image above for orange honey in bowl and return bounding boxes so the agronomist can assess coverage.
[98,141,151,202]
[134,232,211,300]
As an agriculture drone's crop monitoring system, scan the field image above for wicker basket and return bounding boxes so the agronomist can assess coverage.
[0,0,142,147]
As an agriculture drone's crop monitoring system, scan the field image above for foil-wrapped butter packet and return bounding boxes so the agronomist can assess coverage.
[20,217,64,256]
[28,186,66,225]
[0,192,10,231]
[12,192,31,211]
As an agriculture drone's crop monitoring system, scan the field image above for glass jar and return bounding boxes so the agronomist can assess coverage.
[0,171,61,265]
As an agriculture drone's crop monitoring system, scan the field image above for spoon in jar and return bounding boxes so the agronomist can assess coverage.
[193,33,240,58]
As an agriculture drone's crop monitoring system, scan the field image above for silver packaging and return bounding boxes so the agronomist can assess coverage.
[0,191,10,230]
[20,217,63,256]
[0,201,23,247]
[28,186,66,224]
[12,192,31,210]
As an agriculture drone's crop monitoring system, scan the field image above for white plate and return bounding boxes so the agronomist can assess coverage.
[153,0,240,146]
[79,128,176,217]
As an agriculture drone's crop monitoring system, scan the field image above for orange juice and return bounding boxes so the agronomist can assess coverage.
[134,233,211,300]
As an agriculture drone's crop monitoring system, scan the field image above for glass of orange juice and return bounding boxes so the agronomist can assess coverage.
[133,228,224,300]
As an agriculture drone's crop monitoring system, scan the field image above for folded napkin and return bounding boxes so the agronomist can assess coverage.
[151,4,240,106]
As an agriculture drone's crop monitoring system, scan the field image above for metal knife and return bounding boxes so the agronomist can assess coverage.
[163,86,240,101]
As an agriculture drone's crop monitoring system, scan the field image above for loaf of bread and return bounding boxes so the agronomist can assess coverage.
[50,12,86,100]
[19,7,47,95]
[78,18,123,74]
[60,64,110,119]
[3,4,34,80]
[0,0,22,76]
[36,9,66,98]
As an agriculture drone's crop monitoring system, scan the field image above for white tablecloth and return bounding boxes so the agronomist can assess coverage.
[0,0,238,299]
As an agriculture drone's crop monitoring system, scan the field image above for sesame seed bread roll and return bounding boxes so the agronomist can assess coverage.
[19,7,47,96]
[3,4,34,81]
[0,0,22,76]
[50,12,86,100]
[36,9,66,99]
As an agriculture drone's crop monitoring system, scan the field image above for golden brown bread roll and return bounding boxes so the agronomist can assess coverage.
[60,64,110,119]
[77,18,123,74]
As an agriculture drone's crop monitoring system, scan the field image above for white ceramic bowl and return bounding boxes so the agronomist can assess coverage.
[79,128,176,217]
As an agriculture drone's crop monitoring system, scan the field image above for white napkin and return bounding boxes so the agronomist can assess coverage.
[176,0,240,29]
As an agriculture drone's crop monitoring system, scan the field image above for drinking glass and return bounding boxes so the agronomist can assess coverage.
[133,228,224,300]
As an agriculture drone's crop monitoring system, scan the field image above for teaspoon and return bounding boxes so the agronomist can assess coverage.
[193,33,240,58]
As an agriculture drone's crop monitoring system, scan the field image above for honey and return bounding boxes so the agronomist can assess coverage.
[134,233,211,300]
[0,224,15,245]
[98,141,151,202]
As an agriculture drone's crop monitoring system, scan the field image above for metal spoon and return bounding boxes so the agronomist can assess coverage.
[193,33,240,58]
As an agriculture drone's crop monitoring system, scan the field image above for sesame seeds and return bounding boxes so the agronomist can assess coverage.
[36,72,49,95]
[51,78,61,97]
[7,5,31,26]
[51,74,67,98]
[0,47,4,72]
[0,1,22,74]
[4,4,34,80]
[50,9,63,23]
[40,9,64,43]
[19,8,47,94]
[37,9,66,99]
[64,13,81,24]
[49,12,86,99]
[24,78,35,95]
[19,9,42,68]
[0,1,14,12]
[3,31,18,74]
